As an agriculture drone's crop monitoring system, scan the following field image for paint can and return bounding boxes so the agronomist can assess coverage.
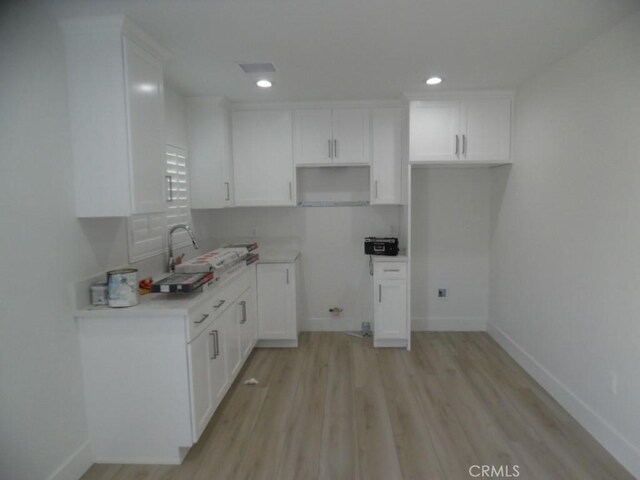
[107,268,139,307]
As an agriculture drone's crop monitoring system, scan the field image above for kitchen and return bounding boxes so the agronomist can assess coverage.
[1,1,639,479]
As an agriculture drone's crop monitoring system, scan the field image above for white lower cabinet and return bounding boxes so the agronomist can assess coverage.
[256,260,299,347]
[221,302,241,381]
[77,266,257,464]
[238,285,258,359]
[373,260,409,348]
[188,324,216,442]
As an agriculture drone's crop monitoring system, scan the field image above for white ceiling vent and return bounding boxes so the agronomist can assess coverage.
[238,62,277,74]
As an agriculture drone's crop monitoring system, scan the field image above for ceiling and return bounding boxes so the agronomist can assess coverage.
[44,0,640,102]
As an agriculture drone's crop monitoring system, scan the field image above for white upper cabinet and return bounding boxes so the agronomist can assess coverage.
[123,38,166,215]
[187,97,233,209]
[62,17,170,217]
[294,108,370,165]
[232,110,295,206]
[461,98,512,162]
[410,95,511,164]
[294,109,333,165]
[331,108,370,164]
[371,107,402,205]
[410,101,460,162]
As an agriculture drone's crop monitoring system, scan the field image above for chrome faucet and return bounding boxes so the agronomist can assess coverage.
[168,224,199,272]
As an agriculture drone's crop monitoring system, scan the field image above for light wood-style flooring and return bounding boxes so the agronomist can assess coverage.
[81,332,633,480]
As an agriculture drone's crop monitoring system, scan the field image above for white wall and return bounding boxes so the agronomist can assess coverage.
[0,5,195,478]
[411,168,491,331]
[0,4,125,480]
[489,12,640,477]
[197,206,401,331]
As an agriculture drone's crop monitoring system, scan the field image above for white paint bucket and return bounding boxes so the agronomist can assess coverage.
[107,268,139,307]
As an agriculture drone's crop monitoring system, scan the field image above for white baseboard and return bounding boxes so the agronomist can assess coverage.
[488,323,640,478]
[301,317,364,332]
[412,316,487,331]
[47,440,93,480]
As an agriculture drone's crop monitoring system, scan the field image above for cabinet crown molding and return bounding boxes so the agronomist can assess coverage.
[60,14,172,62]
[186,96,231,108]
[404,90,514,101]
[232,99,403,111]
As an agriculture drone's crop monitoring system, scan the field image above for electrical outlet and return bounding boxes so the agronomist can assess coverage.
[438,289,448,298]
[251,227,257,237]
[609,371,617,395]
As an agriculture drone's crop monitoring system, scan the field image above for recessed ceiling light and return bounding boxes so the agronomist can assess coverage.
[256,79,272,88]
[426,76,443,85]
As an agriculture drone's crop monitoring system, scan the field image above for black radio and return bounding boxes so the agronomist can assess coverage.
[364,237,399,256]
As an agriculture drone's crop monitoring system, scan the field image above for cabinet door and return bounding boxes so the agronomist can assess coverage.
[232,110,294,206]
[208,322,228,409]
[221,304,242,380]
[187,98,232,208]
[188,327,214,441]
[294,109,333,165]
[371,107,402,204]
[221,105,234,207]
[409,101,460,162]
[257,264,295,340]
[123,37,166,214]
[460,98,511,163]
[374,279,407,340]
[332,108,370,164]
[238,287,257,359]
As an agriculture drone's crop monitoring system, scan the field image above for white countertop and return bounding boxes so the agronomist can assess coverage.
[76,250,302,319]
[75,263,252,319]
[257,250,300,264]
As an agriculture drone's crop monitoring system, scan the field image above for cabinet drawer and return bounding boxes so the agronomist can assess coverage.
[187,267,254,342]
[374,262,407,279]
[188,301,215,342]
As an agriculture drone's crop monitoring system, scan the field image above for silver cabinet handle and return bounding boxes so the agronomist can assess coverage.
[334,139,338,159]
[289,181,292,200]
[166,175,174,202]
[462,134,467,155]
[239,300,247,324]
[209,330,218,360]
[213,299,226,309]
[225,182,230,201]
[379,284,382,303]
[194,313,209,324]
[384,269,400,272]
[214,330,219,358]
[374,180,378,199]
[328,139,332,158]
[455,135,459,156]
[286,268,289,285]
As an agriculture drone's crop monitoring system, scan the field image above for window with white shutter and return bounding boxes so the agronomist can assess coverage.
[127,145,194,263]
